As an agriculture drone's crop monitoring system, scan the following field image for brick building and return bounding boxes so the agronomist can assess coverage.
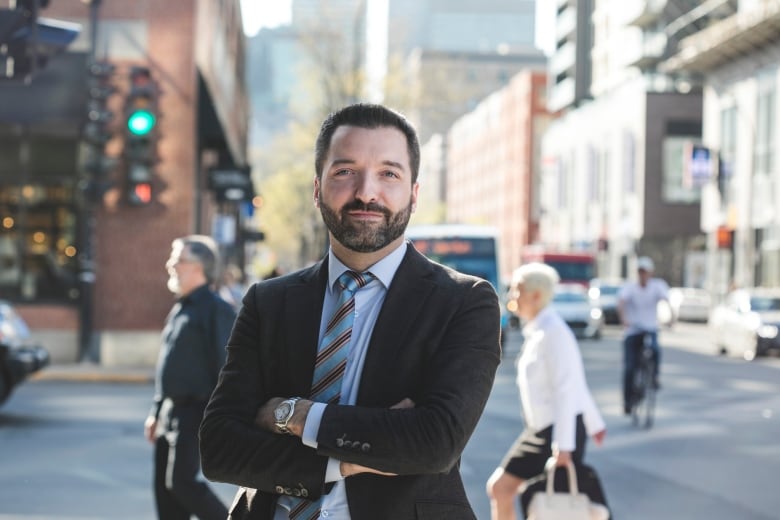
[0,0,250,365]
[445,70,549,282]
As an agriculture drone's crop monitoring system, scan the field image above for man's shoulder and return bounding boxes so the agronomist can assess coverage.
[411,250,483,287]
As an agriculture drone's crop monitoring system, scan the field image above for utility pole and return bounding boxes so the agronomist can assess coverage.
[77,0,103,362]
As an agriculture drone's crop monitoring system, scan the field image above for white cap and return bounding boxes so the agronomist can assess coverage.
[637,256,655,272]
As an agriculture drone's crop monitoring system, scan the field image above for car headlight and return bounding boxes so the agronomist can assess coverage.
[758,325,779,338]
[590,308,603,320]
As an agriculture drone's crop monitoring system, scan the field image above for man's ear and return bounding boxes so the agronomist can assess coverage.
[313,177,320,208]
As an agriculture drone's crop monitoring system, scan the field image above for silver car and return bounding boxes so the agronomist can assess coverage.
[552,284,604,340]
[708,288,780,360]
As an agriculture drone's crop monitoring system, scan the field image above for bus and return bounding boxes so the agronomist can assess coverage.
[521,247,595,286]
[405,224,510,341]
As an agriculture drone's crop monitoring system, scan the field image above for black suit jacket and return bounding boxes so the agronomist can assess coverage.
[200,244,501,519]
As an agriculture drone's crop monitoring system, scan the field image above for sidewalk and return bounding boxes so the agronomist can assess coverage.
[31,362,154,384]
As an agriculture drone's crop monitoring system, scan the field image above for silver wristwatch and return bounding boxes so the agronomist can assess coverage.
[273,397,301,434]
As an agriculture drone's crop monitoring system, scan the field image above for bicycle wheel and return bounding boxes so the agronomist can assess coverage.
[637,361,656,428]
[630,365,646,427]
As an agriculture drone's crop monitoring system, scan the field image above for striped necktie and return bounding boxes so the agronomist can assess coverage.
[288,269,374,520]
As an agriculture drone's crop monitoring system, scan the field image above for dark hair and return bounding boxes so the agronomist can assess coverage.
[172,235,220,284]
[314,103,420,183]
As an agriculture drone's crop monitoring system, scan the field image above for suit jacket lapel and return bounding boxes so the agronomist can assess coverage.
[285,259,328,394]
[359,247,434,401]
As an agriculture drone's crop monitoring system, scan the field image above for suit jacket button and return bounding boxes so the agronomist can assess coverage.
[336,438,344,447]
[284,487,292,495]
[361,443,371,452]
[275,486,284,494]
[292,489,301,497]
[301,488,309,498]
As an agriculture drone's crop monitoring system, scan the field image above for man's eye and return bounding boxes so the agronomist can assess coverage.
[334,169,352,176]
[382,170,400,178]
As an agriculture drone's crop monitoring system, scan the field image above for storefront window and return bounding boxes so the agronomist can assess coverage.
[0,130,80,304]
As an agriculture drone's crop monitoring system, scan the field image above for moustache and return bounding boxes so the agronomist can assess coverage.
[341,201,392,217]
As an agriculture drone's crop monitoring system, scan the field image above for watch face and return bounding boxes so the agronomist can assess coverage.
[274,402,291,422]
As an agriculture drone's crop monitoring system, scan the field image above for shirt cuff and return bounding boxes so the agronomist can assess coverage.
[302,402,327,448]
[325,457,344,483]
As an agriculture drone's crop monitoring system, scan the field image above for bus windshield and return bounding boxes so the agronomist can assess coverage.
[408,236,499,290]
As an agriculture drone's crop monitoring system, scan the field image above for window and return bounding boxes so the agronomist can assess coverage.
[0,133,80,303]
[662,136,701,203]
[720,105,737,203]
[754,71,776,179]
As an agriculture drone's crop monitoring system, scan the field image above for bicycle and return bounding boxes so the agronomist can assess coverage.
[629,331,657,429]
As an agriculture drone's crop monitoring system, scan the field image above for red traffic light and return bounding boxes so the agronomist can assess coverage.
[129,182,152,205]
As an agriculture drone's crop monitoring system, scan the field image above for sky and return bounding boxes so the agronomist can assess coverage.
[239,0,555,56]
[241,0,293,37]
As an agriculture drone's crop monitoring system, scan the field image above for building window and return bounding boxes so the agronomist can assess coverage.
[622,130,635,193]
[754,70,775,179]
[0,133,79,304]
[720,105,737,203]
[662,136,701,203]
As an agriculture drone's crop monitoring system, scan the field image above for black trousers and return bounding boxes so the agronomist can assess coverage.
[154,399,228,520]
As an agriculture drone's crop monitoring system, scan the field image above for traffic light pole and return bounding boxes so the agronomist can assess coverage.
[77,0,102,362]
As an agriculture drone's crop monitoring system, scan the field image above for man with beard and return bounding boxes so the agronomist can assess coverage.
[199,103,502,520]
[145,235,235,519]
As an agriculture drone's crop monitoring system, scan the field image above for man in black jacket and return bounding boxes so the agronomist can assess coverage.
[144,234,236,519]
[199,103,502,519]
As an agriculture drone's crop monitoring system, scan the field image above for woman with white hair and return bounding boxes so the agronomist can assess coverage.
[486,262,606,520]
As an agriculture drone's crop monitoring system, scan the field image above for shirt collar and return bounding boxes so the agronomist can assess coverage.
[178,283,210,304]
[327,241,407,291]
[522,305,555,336]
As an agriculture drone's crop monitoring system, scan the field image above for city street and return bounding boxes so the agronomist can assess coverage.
[0,323,778,519]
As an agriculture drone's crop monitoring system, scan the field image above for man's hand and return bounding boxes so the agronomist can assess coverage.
[340,461,397,477]
[143,416,157,444]
[255,397,313,437]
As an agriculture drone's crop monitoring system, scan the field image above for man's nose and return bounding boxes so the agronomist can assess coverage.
[354,173,379,203]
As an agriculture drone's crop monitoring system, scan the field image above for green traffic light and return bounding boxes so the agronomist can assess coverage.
[127,109,156,136]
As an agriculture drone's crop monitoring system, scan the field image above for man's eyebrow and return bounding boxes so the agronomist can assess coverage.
[329,158,356,168]
[328,158,406,170]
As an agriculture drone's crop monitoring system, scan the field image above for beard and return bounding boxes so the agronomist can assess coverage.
[319,195,413,253]
[167,274,181,295]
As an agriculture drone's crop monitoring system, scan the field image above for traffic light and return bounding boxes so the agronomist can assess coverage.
[0,0,80,80]
[80,59,118,203]
[123,66,159,206]
[84,60,116,146]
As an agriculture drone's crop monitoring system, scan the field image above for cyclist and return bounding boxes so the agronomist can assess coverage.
[617,256,669,415]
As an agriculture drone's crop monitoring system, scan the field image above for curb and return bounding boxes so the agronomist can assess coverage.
[31,365,154,384]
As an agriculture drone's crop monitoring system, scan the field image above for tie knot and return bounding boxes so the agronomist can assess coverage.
[337,270,374,295]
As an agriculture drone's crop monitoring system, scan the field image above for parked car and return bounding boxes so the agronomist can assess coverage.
[552,284,604,340]
[667,287,711,323]
[588,278,624,324]
[0,300,50,406]
[708,288,780,360]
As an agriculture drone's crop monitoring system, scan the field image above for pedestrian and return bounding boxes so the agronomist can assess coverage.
[199,103,502,520]
[618,255,669,413]
[486,263,606,520]
[144,234,236,520]
[219,263,246,310]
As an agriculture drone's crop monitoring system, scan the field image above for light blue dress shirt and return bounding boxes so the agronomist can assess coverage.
[274,243,407,519]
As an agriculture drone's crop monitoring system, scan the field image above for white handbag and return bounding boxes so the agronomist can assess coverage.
[527,461,610,520]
